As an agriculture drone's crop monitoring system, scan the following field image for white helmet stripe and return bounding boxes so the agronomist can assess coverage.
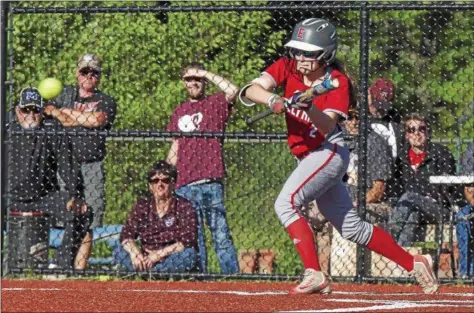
[302,18,326,26]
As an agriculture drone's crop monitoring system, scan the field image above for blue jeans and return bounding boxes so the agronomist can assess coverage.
[388,191,446,247]
[456,205,474,277]
[113,244,198,273]
[176,182,239,274]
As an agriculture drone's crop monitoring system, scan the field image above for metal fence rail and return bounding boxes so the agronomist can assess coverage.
[1,1,473,284]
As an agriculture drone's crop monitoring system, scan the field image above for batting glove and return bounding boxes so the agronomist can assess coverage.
[267,94,287,114]
[287,90,313,111]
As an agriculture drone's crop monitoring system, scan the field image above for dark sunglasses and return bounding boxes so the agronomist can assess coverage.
[79,68,101,78]
[183,76,204,83]
[406,125,428,134]
[347,113,359,121]
[149,177,172,184]
[289,48,322,59]
[20,107,41,114]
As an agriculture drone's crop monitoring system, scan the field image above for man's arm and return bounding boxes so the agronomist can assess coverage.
[366,180,386,204]
[203,71,239,102]
[122,239,147,271]
[44,105,108,128]
[122,239,142,258]
[58,108,109,128]
[44,105,76,127]
[144,242,185,264]
[167,139,179,166]
[465,186,474,207]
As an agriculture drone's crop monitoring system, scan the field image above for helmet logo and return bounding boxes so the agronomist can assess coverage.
[297,28,305,39]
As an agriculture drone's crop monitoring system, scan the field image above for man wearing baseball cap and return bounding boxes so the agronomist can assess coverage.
[369,78,395,117]
[15,86,44,129]
[7,87,91,270]
[44,53,117,269]
[368,78,405,200]
[76,53,102,74]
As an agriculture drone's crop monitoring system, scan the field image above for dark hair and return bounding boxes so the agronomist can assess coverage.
[347,107,359,120]
[403,112,431,135]
[147,160,178,183]
[331,58,358,110]
[180,62,205,78]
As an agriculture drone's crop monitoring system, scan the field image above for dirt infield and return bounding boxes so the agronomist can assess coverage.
[2,279,474,312]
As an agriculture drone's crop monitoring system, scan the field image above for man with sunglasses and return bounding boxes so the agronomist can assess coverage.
[7,87,91,270]
[114,160,198,272]
[44,53,117,269]
[343,108,393,229]
[166,62,239,274]
[388,112,456,247]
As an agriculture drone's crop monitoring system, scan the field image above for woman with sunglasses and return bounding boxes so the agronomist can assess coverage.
[240,18,438,294]
[114,160,198,272]
[388,113,456,249]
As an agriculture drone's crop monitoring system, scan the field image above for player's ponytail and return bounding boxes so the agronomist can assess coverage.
[330,58,358,110]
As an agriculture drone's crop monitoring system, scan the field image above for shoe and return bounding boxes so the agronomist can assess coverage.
[290,268,331,294]
[410,254,439,294]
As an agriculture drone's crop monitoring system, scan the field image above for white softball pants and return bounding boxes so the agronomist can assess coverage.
[275,141,373,246]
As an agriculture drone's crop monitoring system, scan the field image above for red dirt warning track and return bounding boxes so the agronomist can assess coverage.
[2,279,474,312]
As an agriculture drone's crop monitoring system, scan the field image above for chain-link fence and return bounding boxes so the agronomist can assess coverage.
[1,1,473,284]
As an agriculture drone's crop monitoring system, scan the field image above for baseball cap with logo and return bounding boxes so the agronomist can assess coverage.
[369,78,395,111]
[77,53,102,72]
[18,87,43,109]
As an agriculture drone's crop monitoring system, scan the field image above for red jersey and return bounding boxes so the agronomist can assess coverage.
[264,58,350,158]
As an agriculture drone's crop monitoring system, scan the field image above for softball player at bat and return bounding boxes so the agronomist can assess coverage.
[240,18,438,294]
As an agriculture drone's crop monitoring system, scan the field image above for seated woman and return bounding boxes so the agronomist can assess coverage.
[113,160,198,272]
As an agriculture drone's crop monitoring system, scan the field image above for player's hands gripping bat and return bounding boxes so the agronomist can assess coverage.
[245,78,339,126]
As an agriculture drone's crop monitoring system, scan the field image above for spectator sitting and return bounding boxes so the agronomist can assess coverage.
[461,141,474,207]
[8,87,91,270]
[44,53,117,269]
[388,113,456,247]
[166,62,239,274]
[368,78,405,199]
[113,161,198,272]
[457,141,474,277]
[343,107,393,229]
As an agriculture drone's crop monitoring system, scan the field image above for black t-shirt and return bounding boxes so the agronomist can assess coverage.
[346,131,392,202]
[53,85,117,163]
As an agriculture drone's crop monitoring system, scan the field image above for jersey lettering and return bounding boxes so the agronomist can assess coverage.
[288,107,311,123]
[263,58,349,158]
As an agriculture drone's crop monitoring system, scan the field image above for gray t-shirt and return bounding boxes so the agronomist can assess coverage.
[461,142,474,174]
[347,131,392,201]
[52,85,117,163]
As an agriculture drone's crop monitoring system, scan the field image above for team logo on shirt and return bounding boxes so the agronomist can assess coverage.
[178,113,203,132]
[164,216,175,227]
[74,101,101,112]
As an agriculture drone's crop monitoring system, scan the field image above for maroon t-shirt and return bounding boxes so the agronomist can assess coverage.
[166,92,232,188]
[120,196,197,252]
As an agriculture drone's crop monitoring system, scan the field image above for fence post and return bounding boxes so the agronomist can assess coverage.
[0,0,10,277]
[356,1,370,284]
